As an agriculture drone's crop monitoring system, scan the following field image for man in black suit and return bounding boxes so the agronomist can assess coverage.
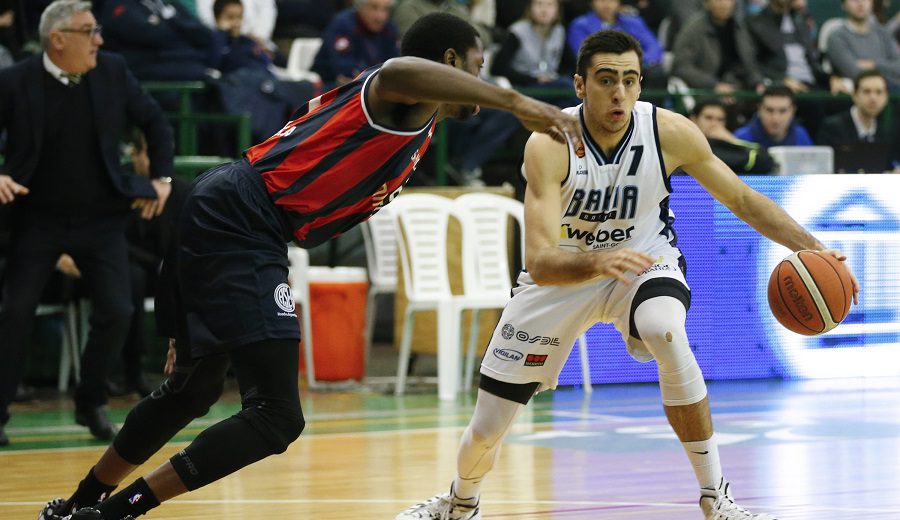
[816,70,897,172]
[0,0,174,447]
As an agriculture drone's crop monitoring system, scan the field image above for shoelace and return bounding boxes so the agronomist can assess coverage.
[713,496,756,519]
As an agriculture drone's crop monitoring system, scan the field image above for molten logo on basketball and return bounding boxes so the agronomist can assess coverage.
[781,275,813,321]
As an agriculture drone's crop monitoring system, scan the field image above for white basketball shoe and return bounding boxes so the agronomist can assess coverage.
[395,490,480,520]
[700,478,778,520]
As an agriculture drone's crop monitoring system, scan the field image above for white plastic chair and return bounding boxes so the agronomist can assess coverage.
[287,246,317,388]
[453,193,592,394]
[282,37,323,83]
[360,206,398,368]
[391,194,476,399]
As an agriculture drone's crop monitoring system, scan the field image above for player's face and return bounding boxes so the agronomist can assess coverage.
[54,10,103,73]
[853,76,888,118]
[574,51,641,134]
[693,105,727,137]
[443,41,485,121]
[759,95,795,139]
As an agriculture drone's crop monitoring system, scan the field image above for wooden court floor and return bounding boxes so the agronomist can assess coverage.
[2,377,900,519]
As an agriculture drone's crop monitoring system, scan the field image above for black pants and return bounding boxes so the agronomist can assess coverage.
[0,210,133,423]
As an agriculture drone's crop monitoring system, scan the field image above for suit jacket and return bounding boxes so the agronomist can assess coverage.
[816,110,891,146]
[0,51,174,201]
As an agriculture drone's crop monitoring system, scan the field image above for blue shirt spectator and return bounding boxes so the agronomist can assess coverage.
[734,85,813,147]
[567,0,662,66]
[312,1,399,86]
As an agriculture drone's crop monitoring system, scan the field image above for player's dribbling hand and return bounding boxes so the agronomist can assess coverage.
[819,249,860,304]
[164,338,177,376]
[595,248,655,284]
[511,94,584,156]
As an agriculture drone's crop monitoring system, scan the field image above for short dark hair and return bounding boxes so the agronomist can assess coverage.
[691,99,727,118]
[760,84,795,105]
[576,30,644,78]
[853,69,887,92]
[401,13,480,63]
[213,0,242,19]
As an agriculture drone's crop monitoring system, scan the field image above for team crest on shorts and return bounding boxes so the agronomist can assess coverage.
[501,324,515,340]
[274,283,296,315]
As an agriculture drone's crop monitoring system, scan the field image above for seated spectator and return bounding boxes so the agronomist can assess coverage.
[311,0,399,87]
[826,0,900,90]
[568,0,666,87]
[817,70,898,172]
[0,0,21,62]
[211,0,315,140]
[210,0,284,73]
[490,0,574,95]
[735,85,814,146]
[690,99,776,174]
[671,0,764,94]
[747,0,833,93]
[99,0,215,81]
[196,0,277,46]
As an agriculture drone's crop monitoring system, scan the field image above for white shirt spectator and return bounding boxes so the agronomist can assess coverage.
[196,0,277,43]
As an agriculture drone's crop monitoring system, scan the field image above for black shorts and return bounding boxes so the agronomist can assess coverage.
[155,159,300,358]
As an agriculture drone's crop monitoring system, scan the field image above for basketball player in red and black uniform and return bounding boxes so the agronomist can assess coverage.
[39,12,583,520]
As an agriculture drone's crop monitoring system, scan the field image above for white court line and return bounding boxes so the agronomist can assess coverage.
[1,499,898,514]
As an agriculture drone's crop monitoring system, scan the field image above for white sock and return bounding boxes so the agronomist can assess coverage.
[682,434,723,491]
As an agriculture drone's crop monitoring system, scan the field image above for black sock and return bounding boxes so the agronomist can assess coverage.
[96,478,160,519]
[65,467,118,513]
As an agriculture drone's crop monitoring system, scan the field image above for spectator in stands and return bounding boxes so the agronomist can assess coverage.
[690,99,776,174]
[312,0,399,87]
[671,0,764,94]
[0,0,174,447]
[0,0,21,64]
[747,0,834,93]
[99,0,216,81]
[826,0,900,90]
[735,85,814,146]
[568,0,666,87]
[210,0,314,142]
[395,0,518,186]
[197,0,277,46]
[490,0,574,95]
[394,0,493,46]
[816,69,899,172]
[211,0,284,73]
[664,0,746,49]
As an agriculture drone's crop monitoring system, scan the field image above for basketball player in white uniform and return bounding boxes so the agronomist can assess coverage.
[397,30,859,520]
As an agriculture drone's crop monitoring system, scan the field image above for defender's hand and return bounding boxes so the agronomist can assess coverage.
[510,93,584,155]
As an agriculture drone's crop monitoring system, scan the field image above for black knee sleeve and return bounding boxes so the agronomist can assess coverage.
[113,358,228,464]
[237,396,305,455]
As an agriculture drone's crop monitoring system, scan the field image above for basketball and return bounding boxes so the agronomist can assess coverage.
[767,251,854,336]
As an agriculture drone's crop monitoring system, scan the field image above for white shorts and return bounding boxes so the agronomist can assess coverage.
[480,244,689,392]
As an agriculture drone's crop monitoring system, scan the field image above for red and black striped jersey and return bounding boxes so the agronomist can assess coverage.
[245,66,436,247]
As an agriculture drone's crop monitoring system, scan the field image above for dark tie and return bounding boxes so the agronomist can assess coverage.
[61,72,82,86]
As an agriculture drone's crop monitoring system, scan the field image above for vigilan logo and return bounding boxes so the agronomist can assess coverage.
[782,275,814,321]
[493,348,524,361]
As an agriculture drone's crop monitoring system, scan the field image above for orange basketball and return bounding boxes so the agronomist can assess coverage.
[767,250,853,336]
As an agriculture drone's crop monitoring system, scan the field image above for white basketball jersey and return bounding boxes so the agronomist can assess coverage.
[529,101,676,254]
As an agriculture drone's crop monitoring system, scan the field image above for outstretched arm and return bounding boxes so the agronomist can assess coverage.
[659,108,860,302]
[368,56,582,149]
[523,133,653,285]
